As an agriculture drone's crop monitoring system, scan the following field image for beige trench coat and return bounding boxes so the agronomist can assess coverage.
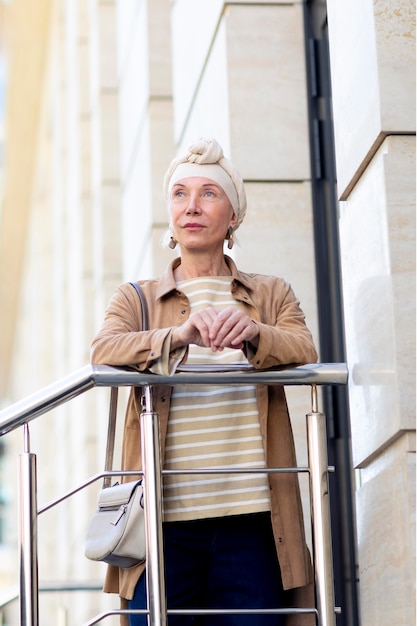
[91,256,318,626]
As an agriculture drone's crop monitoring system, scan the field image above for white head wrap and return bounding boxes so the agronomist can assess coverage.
[163,137,247,231]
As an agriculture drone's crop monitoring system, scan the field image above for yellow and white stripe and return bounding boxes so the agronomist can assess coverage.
[163,277,270,522]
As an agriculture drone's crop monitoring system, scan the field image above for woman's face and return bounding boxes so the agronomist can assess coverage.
[169,177,237,253]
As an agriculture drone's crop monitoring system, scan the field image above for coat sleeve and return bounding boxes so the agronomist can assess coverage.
[90,284,183,370]
[247,278,318,369]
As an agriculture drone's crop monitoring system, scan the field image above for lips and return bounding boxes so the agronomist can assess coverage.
[183,223,204,230]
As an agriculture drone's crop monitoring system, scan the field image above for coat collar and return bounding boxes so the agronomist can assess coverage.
[155,255,253,299]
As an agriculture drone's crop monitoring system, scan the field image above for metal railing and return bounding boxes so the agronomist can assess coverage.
[0,362,348,625]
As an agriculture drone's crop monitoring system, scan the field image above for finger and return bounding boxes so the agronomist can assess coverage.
[191,308,218,347]
[209,307,239,340]
[230,319,259,347]
[216,321,248,349]
[210,311,248,350]
[213,313,259,351]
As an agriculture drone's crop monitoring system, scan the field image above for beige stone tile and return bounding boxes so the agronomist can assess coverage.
[116,0,172,98]
[327,0,416,197]
[101,182,123,271]
[99,90,121,182]
[226,4,310,180]
[171,0,224,139]
[339,136,416,467]
[148,99,175,224]
[117,6,149,178]
[374,0,416,130]
[117,106,174,278]
[171,3,310,179]
[78,0,89,39]
[235,181,319,346]
[78,38,91,116]
[356,433,416,626]
[148,0,173,96]
[120,141,152,276]
[97,2,119,89]
[80,113,92,196]
[181,20,232,151]
[327,0,380,197]
[116,0,143,77]
[385,136,416,428]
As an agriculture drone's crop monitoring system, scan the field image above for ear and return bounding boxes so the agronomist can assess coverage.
[230,211,238,228]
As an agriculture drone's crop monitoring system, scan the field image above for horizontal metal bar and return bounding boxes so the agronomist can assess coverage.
[1,586,337,618]
[36,463,334,551]
[40,581,103,593]
[37,465,335,516]
[91,363,348,387]
[37,470,143,515]
[168,607,341,615]
[0,365,95,436]
[84,607,318,626]
[0,582,103,609]
[167,608,318,615]
[84,610,147,626]
[0,363,348,437]
[162,467,309,475]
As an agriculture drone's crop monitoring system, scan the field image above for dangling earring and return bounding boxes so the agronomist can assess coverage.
[169,236,178,249]
[226,226,234,250]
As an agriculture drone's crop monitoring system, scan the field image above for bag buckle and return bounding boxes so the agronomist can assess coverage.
[111,504,128,526]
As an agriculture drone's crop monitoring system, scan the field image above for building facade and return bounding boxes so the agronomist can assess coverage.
[0,1,414,625]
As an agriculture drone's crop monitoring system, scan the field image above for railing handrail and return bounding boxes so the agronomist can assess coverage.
[0,361,347,625]
[0,362,348,437]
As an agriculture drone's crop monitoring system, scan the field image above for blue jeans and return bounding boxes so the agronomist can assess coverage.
[128,512,286,625]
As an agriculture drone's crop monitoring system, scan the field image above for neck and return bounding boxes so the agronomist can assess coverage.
[174,250,231,281]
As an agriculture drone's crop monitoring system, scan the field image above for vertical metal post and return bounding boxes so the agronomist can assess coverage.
[140,385,166,626]
[103,387,119,488]
[307,385,336,626]
[18,424,39,626]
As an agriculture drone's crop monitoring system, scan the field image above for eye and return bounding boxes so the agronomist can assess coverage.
[202,187,221,198]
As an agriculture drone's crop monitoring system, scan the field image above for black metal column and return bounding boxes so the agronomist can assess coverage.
[302,2,360,624]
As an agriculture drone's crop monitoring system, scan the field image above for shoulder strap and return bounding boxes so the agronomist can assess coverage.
[129,282,150,331]
[103,282,150,487]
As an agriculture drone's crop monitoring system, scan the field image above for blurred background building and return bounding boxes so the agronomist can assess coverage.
[0,1,415,625]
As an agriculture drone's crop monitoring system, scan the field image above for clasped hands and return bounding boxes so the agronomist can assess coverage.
[172,306,260,352]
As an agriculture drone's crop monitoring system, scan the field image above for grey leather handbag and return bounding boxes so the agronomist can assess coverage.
[84,282,149,568]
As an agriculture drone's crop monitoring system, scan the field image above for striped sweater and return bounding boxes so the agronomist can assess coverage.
[163,277,270,522]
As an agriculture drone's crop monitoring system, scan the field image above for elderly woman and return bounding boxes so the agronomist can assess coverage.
[91,138,318,626]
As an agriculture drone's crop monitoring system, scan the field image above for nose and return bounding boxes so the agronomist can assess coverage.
[186,193,201,214]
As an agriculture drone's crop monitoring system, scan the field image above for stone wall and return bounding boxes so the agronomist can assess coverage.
[327,1,416,624]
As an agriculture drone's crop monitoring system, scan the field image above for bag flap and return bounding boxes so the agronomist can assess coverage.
[98,480,142,508]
